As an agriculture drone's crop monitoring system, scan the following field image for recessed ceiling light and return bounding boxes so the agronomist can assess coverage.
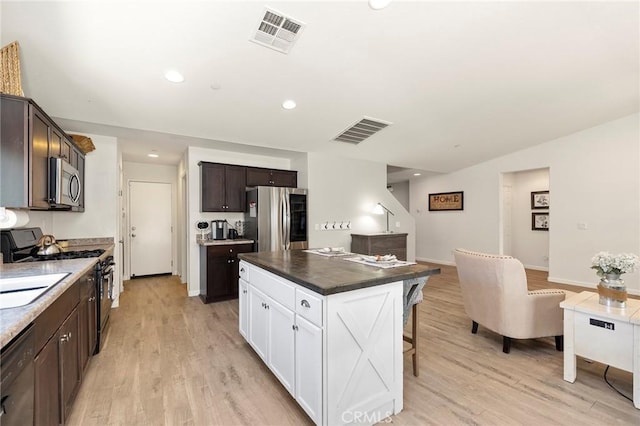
[148,153,159,158]
[369,0,393,10]
[413,173,421,176]
[165,70,184,83]
[282,100,297,110]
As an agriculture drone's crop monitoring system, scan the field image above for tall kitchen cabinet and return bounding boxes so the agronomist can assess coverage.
[0,93,86,211]
[200,162,247,212]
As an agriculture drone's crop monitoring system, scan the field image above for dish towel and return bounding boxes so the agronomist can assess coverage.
[403,277,427,326]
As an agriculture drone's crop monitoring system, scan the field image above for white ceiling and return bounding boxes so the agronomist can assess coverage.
[2,1,638,172]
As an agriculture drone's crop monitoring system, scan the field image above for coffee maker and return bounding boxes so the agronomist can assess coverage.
[212,220,228,240]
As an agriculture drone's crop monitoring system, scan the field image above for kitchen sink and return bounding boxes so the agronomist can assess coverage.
[0,273,70,309]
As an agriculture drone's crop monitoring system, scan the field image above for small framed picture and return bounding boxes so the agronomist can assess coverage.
[531,191,549,209]
[532,213,549,231]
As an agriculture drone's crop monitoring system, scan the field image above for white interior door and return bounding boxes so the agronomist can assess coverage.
[129,181,172,277]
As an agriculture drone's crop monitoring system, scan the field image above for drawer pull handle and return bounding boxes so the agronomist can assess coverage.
[300,299,311,308]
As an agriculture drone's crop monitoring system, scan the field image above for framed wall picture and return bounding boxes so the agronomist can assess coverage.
[429,191,464,211]
[532,212,549,231]
[531,191,549,209]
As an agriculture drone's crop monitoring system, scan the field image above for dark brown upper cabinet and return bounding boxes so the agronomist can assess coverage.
[0,94,86,211]
[246,166,297,188]
[200,162,247,212]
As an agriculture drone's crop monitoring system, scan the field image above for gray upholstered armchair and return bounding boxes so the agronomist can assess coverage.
[453,248,574,353]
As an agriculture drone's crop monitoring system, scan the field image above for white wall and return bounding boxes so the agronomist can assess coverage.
[122,161,178,279]
[185,146,296,296]
[388,181,410,211]
[306,153,415,260]
[508,168,550,270]
[412,113,640,293]
[25,134,122,301]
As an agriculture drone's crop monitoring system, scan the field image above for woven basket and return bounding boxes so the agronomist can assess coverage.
[0,41,23,96]
[69,134,96,154]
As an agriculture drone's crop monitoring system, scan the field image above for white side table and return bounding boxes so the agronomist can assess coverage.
[560,291,640,409]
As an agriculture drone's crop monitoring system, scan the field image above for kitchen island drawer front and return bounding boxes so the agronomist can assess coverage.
[239,260,250,282]
[295,287,323,327]
[34,279,80,353]
[250,265,294,310]
[207,243,253,257]
[574,311,633,371]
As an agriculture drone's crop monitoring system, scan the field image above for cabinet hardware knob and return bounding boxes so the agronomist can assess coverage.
[240,268,245,272]
[300,299,311,308]
[60,334,69,343]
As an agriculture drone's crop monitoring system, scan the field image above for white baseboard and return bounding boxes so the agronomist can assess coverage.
[415,257,455,266]
[188,289,200,297]
[522,264,549,272]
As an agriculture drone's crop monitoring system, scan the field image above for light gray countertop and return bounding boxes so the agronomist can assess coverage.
[0,243,114,348]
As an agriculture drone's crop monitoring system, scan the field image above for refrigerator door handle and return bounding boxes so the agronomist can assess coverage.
[282,189,291,249]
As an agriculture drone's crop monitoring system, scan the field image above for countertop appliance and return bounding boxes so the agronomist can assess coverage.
[212,220,227,240]
[0,324,34,425]
[49,157,81,209]
[244,186,308,251]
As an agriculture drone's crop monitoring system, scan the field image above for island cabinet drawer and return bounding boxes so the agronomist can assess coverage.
[250,266,294,310]
[239,261,250,282]
[295,287,323,327]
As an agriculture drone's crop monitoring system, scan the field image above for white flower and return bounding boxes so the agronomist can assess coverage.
[591,251,640,277]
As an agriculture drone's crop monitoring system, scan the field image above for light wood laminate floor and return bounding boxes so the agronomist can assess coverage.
[67,265,640,425]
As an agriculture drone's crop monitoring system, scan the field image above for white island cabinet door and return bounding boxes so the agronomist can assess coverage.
[239,278,249,339]
[326,281,403,425]
[295,315,323,425]
[268,298,296,396]
[249,286,269,362]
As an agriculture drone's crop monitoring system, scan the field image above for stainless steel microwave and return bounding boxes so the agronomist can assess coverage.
[49,157,81,208]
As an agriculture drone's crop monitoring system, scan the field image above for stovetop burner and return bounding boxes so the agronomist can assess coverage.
[24,249,106,262]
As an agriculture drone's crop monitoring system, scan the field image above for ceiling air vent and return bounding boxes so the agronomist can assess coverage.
[333,117,392,144]
[250,8,305,54]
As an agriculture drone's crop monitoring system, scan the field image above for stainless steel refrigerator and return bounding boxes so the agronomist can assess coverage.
[244,186,308,251]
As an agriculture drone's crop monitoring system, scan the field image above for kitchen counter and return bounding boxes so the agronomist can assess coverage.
[197,238,254,246]
[0,244,114,348]
[238,249,440,296]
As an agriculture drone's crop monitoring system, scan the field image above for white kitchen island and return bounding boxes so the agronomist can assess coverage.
[238,250,440,425]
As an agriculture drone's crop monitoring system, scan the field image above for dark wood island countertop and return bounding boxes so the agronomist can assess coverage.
[238,250,440,296]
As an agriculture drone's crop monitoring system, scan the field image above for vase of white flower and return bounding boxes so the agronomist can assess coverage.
[591,252,640,308]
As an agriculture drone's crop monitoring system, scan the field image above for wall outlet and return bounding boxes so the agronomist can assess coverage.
[314,224,319,231]
[395,221,400,228]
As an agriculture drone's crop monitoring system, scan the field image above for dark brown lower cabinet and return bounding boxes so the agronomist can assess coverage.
[78,271,97,375]
[200,243,254,303]
[59,308,80,422]
[34,267,97,425]
[34,334,60,426]
[34,306,80,425]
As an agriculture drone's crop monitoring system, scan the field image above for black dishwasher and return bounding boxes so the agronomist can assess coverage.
[0,324,35,425]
